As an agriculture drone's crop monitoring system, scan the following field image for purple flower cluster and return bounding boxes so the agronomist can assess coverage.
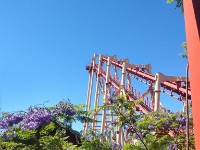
[0,113,23,129]
[133,131,141,139]
[167,143,178,150]
[176,117,186,127]
[0,100,77,132]
[21,107,52,130]
[0,119,7,129]
[111,120,118,125]
[108,98,114,104]
[109,141,122,150]
[165,120,172,125]
[2,132,13,141]
[148,125,155,130]
[130,118,136,124]
[54,100,76,116]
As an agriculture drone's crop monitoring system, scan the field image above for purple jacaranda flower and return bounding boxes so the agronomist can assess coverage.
[148,125,155,130]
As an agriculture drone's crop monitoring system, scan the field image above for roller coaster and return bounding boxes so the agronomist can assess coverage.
[83,54,191,145]
[81,1,199,147]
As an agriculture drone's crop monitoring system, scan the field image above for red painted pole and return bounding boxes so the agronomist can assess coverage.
[183,0,200,149]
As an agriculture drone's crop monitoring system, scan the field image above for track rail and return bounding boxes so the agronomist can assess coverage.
[101,56,191,100]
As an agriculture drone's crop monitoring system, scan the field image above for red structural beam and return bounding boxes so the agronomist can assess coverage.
[102,57,191,98]
[96,65,153,113]
[184,0,200,149]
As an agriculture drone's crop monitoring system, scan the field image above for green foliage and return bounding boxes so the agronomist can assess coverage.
[123,143,144,150]
[81,130,111,150]
[81,138,111,150]
[74,104,96,123]
[40,122,57,136]
[0,142,27,150]
[0,101,85,150]
[130,111,194,149]
[1,97,195,150]
[13,128,37,145]
[98,94,195,150]
[39,136,78,150]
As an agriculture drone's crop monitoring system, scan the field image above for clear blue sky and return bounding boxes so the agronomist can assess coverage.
[0,1,186,117]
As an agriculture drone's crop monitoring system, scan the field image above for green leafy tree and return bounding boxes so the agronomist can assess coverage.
[0,100,87,149]
[97,95,195,150]
[80,130,112,150]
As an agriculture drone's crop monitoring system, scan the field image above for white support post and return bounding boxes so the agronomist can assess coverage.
[121,128,125,147]
[92,55,102,130]
[86,74,92,110]
[154,72,163,111]
[154,73,187,111]
[84,73,92,134]
[87,54,97,111]
[100,56,112,142]
[109,109,115,141]
[127,73,131,92]
[92,89,100,131]
[114,66,118,81]
[120,61,127,95]
[182,97,186,113]
[117,127,122,145]
[117,61,127,144]
[87,71,94,111]
[107,86,115,141]
[149,85,155,110]
[105,122,108,141]
[85,54,97,134]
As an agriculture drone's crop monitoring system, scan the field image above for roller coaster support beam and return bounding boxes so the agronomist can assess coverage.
[120,60,128,95]
[154,73,188,111]
[84,54,97,134]
[92,55,102,131]
[100,56,112,142]
[154,73,162,111]
[116,60,128,146]
[184,0,200,148]
[114,66,119,80]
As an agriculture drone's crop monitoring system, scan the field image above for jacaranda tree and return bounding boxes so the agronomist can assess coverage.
[0,100,88,150]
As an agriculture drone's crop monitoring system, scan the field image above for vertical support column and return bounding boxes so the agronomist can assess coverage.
[109,109,115,141]
[184,0,200,148]
[84,54,97,134]
[101,56,112,142]
[92,55,102,130]
[122,129,125,146]
[92,89,100,131]
[117,61,127,145]
[87,54,97,111]
[154,72,163,111]
[107,86,115,141]
[86,74,92,110]
[101,79,105,95]
[114,66,119,81]
[149,85,155,110]
[182,97,186,113]
[120,61,127,95]
[127,72,132,92]
[84,72,92,134]
[105,121,108,141]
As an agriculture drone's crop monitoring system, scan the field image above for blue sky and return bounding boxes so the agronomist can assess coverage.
[0,0,187,126]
